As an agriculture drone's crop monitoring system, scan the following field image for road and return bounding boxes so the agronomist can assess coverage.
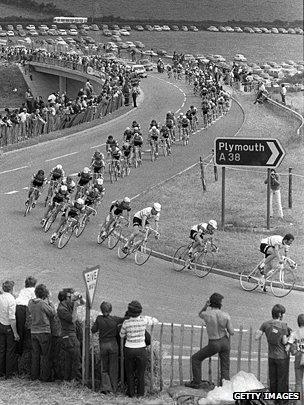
[0,72,301,336]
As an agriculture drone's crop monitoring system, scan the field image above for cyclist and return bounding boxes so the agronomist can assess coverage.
[149,119,159,129]
[185,108,193,132]
[188,220,218,258]
[110,144,123,174]
[258,234,295,278]
[41,184,70,226]
[26,169,47,206]
[106,135,118,156]
[100,197,131,238]
[76,167,92,197]
[123,127,133,142]
[189,105,198,131]
[132,130,144,161]
[160,124,171,155]
[181,115,190,138]
[122,203,161,253]
[50,164,65,182]
[167,64,172,78]
[91,151,105,178]
[84,184,103,216]
[61,175,76,195]
[50,198,86,243]
[94,178,106,199]
[165,112,175,142]
[177,112,184,140]
[122,141,132,164]
[131,120,140,131]
[148,126,160,156]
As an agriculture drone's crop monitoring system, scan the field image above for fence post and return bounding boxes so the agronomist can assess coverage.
[189,325,194,381]
[212,151,218,182]
[288,168,292,209]
[248,326,253,373]
[82,318,86,385]
[120,337,125,392]
[200,157,207,191]
[170,323,174,387]
[257,336,262,381]
[217,356,221,386]
[178,324,184,385]
[91,341,95,391]
[237,325,243,373]
[159,323,164,391]
[150,323,154,393]
[208,357,212,383]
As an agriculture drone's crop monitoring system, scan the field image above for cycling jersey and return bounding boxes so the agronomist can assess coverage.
[191,223,208,235]
[51,168,64,180]
[160,127,169,138]
[122,145,132,157]
[53,191,68,204]
[106,138,118,150]
[110,200,131,216]
[92,158,105,169]
[85,189,100,206]
[32,173,45,187]
[133,135,143,146]
[124,131,133,142]
[134,207,160,222]
[111,148,122,160]
[78,172,92,186]
[186,111,192,121]
[181,118,189,128]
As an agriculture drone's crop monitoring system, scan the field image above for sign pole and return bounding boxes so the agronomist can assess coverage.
[221,167,226,231]
[266,169,271,230]
[84,291,91,385]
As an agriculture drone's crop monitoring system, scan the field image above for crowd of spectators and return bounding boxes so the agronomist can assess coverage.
[0,278,158,398]
[0,46,141,147]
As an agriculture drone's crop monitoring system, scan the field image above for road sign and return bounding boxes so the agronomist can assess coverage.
[214,138,285,168]
[83,265,100,307]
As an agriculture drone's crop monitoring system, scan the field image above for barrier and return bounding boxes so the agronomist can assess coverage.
[84,321,296,393]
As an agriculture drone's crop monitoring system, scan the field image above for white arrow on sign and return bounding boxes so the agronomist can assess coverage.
[266,141,280,165]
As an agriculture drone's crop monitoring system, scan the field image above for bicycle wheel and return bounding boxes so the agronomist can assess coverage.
[24,201,31,216]
[270,268,295,298]
[58,226,74,249]
[109,165,114,183]
[150,148,155,162]
[97,224,107,245]
[44,212,56,232]
[75,215,87,238]
[135,242,152,265]
[117,240,129,259]
[172,246,189,272]
[162,144,167,157]
[239,267,260,291]
[108,226,122,249]
[194,251,214,278]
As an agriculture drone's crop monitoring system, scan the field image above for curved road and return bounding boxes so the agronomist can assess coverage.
[0,72,300,333]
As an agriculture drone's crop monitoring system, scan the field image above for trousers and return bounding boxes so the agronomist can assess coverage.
[0,322,17,378]
[31,332,52,381]
[100,339,119,392]
[268,357,290,404]
[124,347,147,397]
[270,189,283,218]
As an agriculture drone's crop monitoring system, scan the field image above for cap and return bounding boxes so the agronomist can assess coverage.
[153,202,161,212]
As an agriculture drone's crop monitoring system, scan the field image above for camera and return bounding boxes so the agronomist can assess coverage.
[73,292,82,301]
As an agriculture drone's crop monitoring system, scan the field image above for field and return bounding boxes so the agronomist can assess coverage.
[0,4,42,19]
[0,63,28,109]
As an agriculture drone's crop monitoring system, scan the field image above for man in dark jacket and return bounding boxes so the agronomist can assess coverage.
[57,289,85,381]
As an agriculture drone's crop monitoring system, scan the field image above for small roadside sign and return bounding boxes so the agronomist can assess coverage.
[214,138,285,168]
[83,265,100,307]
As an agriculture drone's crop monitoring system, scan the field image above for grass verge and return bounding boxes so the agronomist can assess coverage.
[0,63,28,109]
[127,91,304,284]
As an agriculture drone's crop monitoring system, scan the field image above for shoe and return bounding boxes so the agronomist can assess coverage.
[32,202,36,208]
[122,246,128,254]
[25,200,29,206]
[41,218,46,226]
[50,233,57,244]
[257,263,265,274]
[184,381,204,389]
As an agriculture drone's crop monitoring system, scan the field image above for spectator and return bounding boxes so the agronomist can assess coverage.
[57,289,85,381]
[286,314,304,403]
[185,293,234,389]
[254,82,267,104]
[264,169,284,220]
[131,85,140,108]
[0,281,19,378]
[255,304,291,403]
[85,79,93,97]
[15,276,37,356]
[91,301,124,393]
[280,84,287,104]
[120,301,158,397]
[28,284,56,381]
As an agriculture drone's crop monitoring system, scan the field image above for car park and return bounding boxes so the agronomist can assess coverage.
[120,29,130,36]
[132,64,147,77]
[103,29,112,36]
[83,36,95,44]
[66,37,76,44]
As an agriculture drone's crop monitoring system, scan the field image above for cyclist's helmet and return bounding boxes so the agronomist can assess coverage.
[208,220,218,230]
[179,112,183,117]
[125,126,131,132]
[107,135,113,140]
[60,185,68,193]
[153,202,161,212]
[123,197,131,203]
[133,126,139,133]
[96,178,103,186]
[183,115,187,119]
[151,126,157,132]
[37,169,44,175]
[94,150,101,157]
[56,164,62,170]
[190,105,194,109]
[83,167,90,174]
[76,198,85,206]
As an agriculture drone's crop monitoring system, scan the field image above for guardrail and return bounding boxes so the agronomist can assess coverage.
[84,321,296,393]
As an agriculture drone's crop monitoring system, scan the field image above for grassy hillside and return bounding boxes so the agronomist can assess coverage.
[0,64,28,108]
[0,4,42,18]
[32,0,303,22]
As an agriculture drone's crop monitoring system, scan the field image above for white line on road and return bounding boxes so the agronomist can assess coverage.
[70,173,79,177]
[5,190,19,195]
[90,143,106,149]
[45,152,79,162]
[0,165,28,175]
[23,187,29,190]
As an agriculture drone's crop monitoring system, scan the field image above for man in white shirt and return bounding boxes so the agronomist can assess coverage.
[280,84,287,104]
[16,276,37,355]
[0,280,19,378]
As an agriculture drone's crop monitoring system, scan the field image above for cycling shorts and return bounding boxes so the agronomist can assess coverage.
[182,124,189,128]
[133,141,143,146]
[190,230,201,240]
[151,135,158,141]
[32,180,43,188]
[51,174,61,181]
[260,243,273,257]
[78,178,90,186]
[133,217,150,227]
[93,166,103,173]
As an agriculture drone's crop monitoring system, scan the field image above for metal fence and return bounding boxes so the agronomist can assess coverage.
[0,93,123,148]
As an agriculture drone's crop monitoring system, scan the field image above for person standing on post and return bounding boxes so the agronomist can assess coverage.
[264,169,284,220]
[0,281,19,378]
[255,304,291,404]
[185,293,234,389]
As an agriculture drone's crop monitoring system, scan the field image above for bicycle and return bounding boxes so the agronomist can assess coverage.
[117,226,159,265]
[172,239,218,278]
[132,146,142,168]
[150,140,158,162]
[44,180,59,207]
[121,156,131,177]
[74,206,97,238]
[161,138,171,156]
[75,184,90,200]
[181,127,189,146]
[239,256,297,298]
[108,159,120,183]
[43,202,66,232]
[53,217,79,249]
[191,116,198,132]
[24,187,41,216]
[97,215,128,249]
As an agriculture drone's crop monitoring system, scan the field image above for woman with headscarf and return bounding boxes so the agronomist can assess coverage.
[119,300,158,397]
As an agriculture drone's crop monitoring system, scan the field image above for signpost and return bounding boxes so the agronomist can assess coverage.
[82,265,100,385]
[214,138,286,230]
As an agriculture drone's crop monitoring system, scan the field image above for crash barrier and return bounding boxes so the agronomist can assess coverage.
[0,93,123,148]
[83,322,297,393]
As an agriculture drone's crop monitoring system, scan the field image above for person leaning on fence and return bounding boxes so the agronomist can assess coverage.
[0,280,19,378]
[91,301,124,393]
[119,301,158,398]
[255,304,291,404]
[185,293,234,389]
[285,313,304,404]
[264,169,284,220]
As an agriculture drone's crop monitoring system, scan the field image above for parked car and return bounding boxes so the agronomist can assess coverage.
[16,24,23,31]
[135,25,144,31]
[162,25,170,31]
[58,29,67,36]
[29,30,38,36]
[68,29,78,36]
[171,25,179,31]
[84,36,95,44]
[125,41,135,48]
[121,25,131,31]
[48,29,58,36]
[26,25,36,31]
[45,38,55,44]
[189,25,199,31]
[145,25,153,31]
[7,30,15,36]
[132,64,147,78]
[134,41,145,49]
[153,25,162,31]
[181,26,188,31]
[18,30,26,37]
[91,24,99,31]
[0,31,7,37]
[7,24,14,31]
[120,29,130,36]
[139,58,154,71]
[103,29,112,37]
